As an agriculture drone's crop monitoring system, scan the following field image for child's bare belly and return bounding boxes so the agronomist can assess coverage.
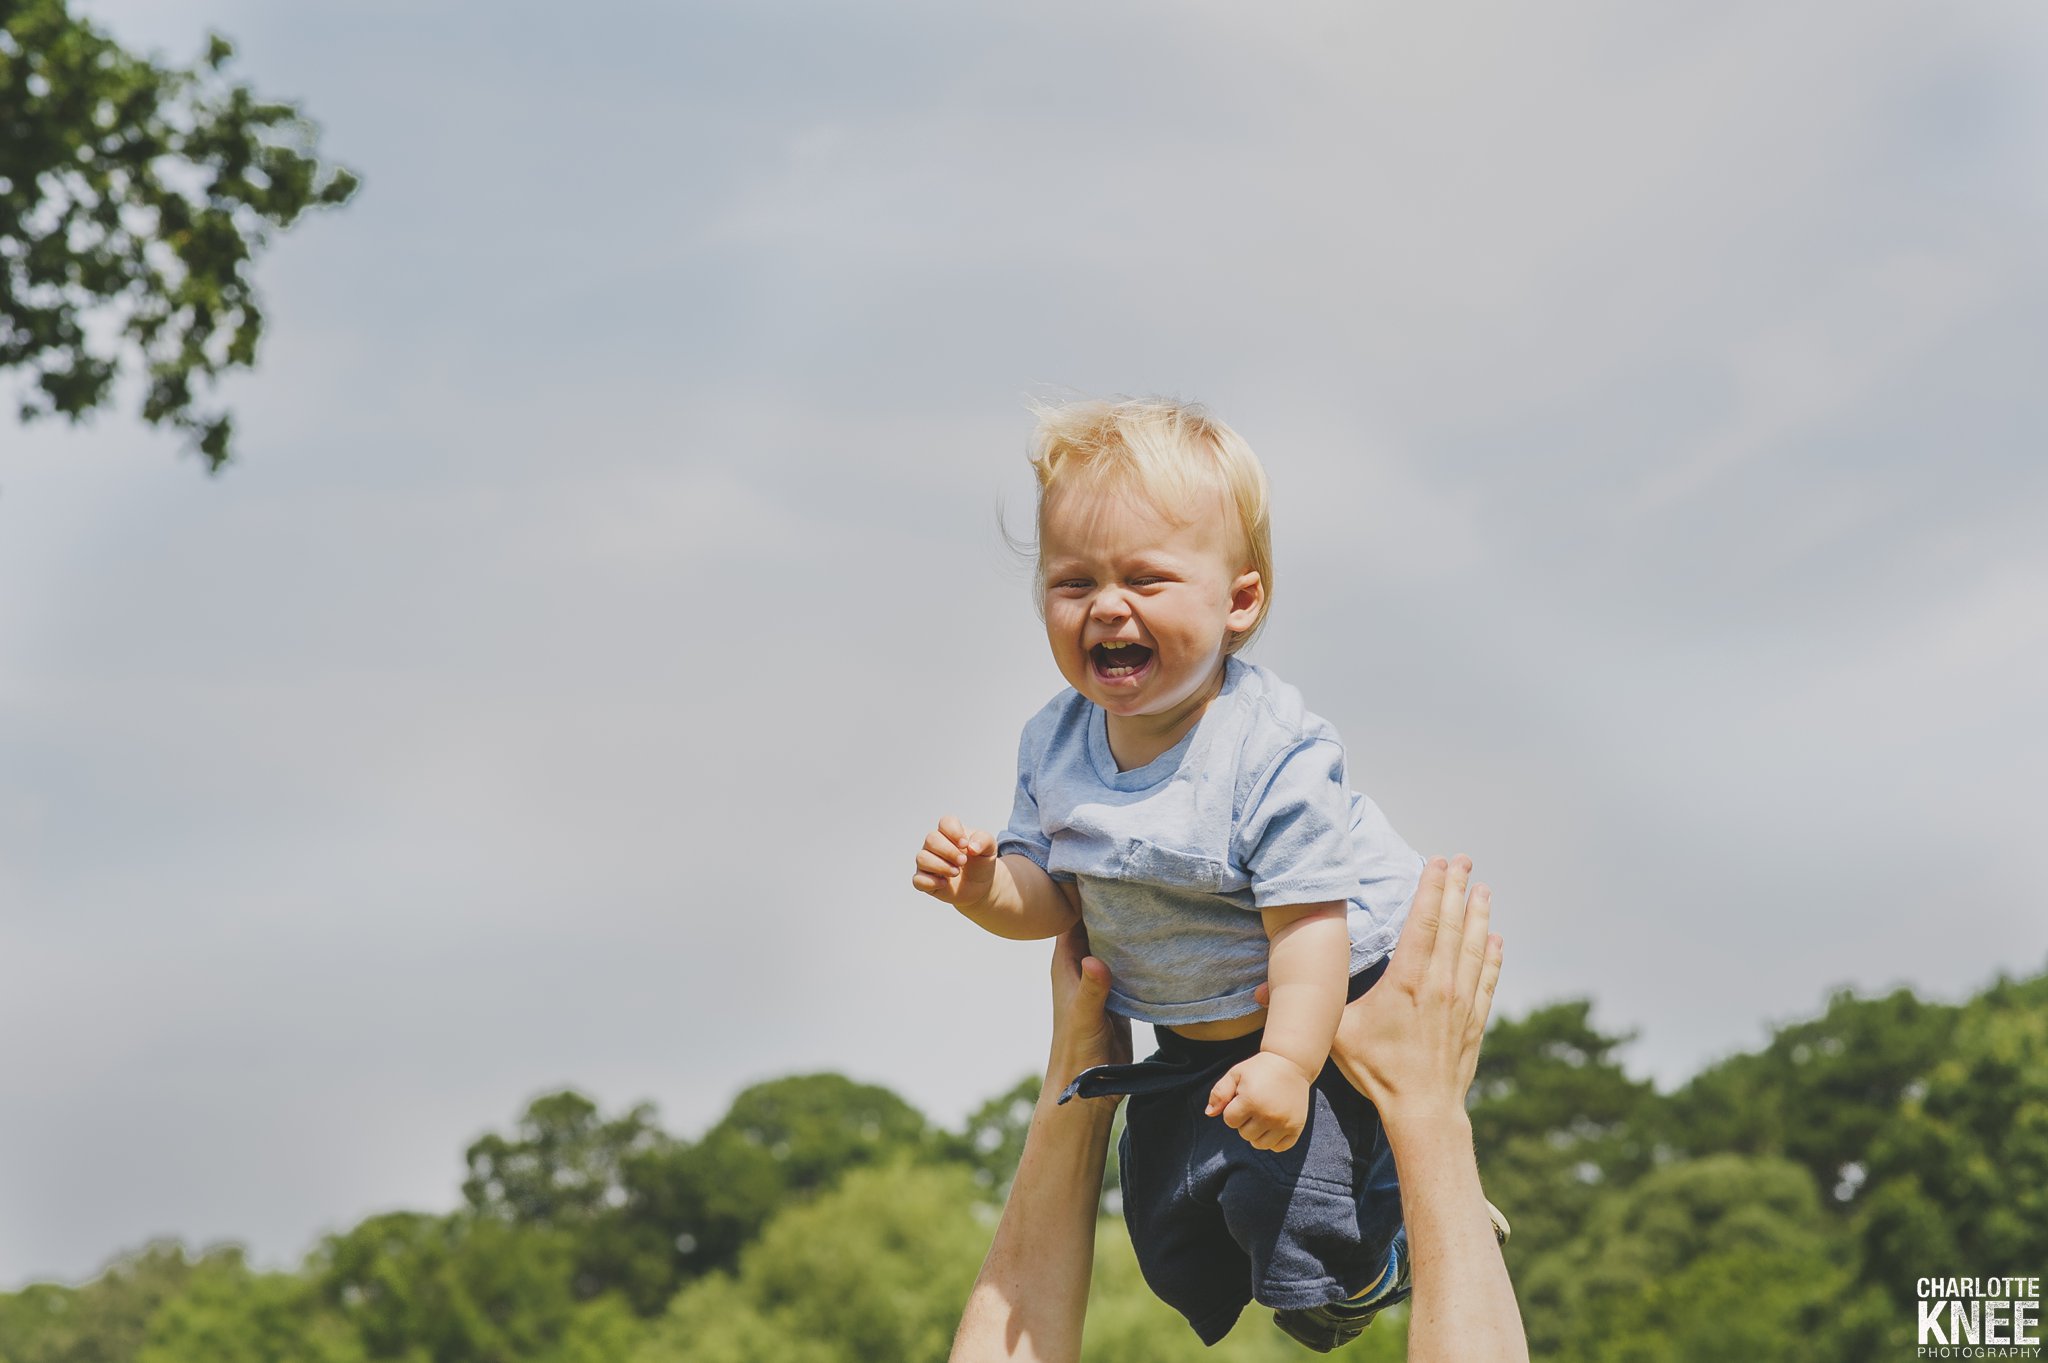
[1163,1007,1269,1041]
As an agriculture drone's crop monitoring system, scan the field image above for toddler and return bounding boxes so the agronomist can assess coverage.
[914,398,1441,1350]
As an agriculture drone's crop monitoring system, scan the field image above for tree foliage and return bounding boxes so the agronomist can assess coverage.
[1466,1000,1663,1260]
[2,966,2039,1362]
[309,1211,640,1363]
[1521,1154,1856,1363]
[1855,974,2048,1290]
[459,1091,680,1314]
[137,1251,364,1363]
[0,1241,215,1363]
[447,1076,945,1317]
[0,0,356,468]
[634,1164,988,1363]
[1668,985,1960,1206]
[628,1071,942,1288]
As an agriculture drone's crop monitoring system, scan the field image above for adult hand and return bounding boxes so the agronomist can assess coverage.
[949,925,1129,1363]
[1253,855,1501,1121]
[1339,855,1501,1117]
[1046,923,1132,1093]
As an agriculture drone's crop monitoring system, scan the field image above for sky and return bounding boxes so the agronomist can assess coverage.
[2,0,2044,1289]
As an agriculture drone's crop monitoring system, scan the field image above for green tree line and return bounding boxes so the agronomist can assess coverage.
[3,967,2041,1363]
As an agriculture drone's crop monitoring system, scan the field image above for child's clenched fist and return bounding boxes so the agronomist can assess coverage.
[1205,1050,1314,1152]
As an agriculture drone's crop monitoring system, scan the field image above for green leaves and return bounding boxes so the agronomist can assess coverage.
[637,1165,987,1363]
[1855,975,2048,1292]
[0,1242,212,1363]
[1519,1155,1859,1363]
[311,1211,639,1363]
[629,1073,945,1290]
[1467,1000,1663,1258]
[0,0,357,469]
[1667,986,1960,1205]
[1,965,2041,1362]
[138,1253,365,1363]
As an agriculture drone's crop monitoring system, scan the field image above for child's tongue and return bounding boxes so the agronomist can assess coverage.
[1093,643,1154,675]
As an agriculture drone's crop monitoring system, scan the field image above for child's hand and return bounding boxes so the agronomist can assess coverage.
[912,815,1000,909]
[1205,1051,1313,1152]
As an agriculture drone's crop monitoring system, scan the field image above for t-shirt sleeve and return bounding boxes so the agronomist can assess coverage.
[1234,737,1360,909]
[995,727,1075,884]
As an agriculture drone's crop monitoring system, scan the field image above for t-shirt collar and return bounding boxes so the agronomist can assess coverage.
[1085,655,1245,791]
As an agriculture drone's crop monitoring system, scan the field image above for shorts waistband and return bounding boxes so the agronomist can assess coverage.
[1057,956,1389,1104]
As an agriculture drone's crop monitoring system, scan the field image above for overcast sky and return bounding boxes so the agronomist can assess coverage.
[3,0,2043,1289]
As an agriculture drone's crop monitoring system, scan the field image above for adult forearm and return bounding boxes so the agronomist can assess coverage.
[957,856,1082,941]
[1382,1108,1529,1363]
[950,1079,1116,1363]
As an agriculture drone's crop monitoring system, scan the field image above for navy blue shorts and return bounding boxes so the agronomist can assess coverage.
[1061,960,1403,1344]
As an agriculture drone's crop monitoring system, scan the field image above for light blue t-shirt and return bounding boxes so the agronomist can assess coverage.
[997,656,1423,1027]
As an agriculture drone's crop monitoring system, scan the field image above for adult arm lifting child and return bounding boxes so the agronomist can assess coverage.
[946,855,1529,1363]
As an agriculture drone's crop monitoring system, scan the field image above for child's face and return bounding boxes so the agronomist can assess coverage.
[1039,480,1263,723]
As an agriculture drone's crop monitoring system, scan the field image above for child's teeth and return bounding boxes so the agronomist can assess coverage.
[1094,641,1146,679]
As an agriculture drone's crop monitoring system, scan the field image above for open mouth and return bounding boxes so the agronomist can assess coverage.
[1090,641,1155,682]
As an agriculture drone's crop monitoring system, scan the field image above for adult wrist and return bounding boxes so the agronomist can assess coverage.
[1379,1101,1473,1154]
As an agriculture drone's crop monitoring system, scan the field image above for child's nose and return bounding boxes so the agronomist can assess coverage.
[1091,589,1131,622]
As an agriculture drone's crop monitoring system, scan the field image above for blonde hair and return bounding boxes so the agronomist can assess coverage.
[1024,396,1273,655]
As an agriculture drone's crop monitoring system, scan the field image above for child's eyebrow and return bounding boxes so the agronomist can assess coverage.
[1111,550,1187,573]
[1042,554,1188,581]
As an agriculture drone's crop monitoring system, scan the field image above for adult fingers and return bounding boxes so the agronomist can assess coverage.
[1473,934,1504,1037]
[1427,855,1474,983]
[1389,857,1450,986]
[1456,934,1506,1096]
[1072,946,1132,1066]
[1070,954,1115,1030]
[1052,930,1116,1018]
[1050,924,1084,984]
[1452,881,1494,1007]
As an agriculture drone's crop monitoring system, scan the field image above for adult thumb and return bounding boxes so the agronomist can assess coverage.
[1076,954,1112,1007]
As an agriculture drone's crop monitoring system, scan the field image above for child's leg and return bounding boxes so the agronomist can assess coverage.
[1117,1086,1262,1345]
[1213,1062,1405,1312]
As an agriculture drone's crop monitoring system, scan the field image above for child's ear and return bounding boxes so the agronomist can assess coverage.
[1228,570,1264,627]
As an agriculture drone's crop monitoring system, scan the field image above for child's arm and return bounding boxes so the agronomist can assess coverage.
[914,814,1082,941]
[1204,901,1348,1151]
[1258,900,1349,1078]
